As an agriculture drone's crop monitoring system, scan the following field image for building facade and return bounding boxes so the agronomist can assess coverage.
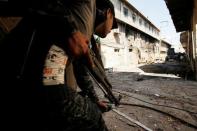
[160,40,171,61]
[99,0,161,71]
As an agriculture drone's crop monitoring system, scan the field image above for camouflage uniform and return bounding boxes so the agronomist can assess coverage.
[41,0,108,130]
[43,44,106,131]
[0,0,108,131]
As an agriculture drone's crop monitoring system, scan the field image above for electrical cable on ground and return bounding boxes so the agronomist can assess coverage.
[103,100,197,129]
[118,101,197,129]
[112,108,153,131]
[113,89,197,114]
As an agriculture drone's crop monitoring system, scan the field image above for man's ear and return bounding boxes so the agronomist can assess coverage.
[106,8,113,18]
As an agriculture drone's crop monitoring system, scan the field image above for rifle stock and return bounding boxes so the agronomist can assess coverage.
[85,50,120,106]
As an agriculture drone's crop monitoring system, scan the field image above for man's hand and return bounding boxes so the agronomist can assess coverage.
[97,101,112,112]
[68,31,89,58]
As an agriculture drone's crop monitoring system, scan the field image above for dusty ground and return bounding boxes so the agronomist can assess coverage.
[94,64,197,131]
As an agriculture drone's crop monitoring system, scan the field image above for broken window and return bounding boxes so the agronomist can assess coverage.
[139,18,142,25]
[114,48,120,52]
[132,13,136,22]
[123,7,128,17]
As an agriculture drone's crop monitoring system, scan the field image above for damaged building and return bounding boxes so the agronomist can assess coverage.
[99,0,171,71]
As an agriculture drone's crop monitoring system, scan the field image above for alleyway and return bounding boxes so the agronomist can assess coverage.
[94,64,197,131]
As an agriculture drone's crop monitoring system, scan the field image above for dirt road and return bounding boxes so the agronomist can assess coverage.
[94,69,197,131]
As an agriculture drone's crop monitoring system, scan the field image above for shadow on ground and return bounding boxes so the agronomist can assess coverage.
[138,62,194,79]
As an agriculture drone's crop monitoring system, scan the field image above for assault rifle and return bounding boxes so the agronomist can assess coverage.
[84,49,120,106]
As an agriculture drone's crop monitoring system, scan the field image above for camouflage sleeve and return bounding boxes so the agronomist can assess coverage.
[45,84,108,130]
[73,61,99,103]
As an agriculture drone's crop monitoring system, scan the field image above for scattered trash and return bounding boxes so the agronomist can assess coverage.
[154,94,160,97]
[167,117,174,122]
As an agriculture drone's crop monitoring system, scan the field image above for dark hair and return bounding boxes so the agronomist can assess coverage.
[96,0,115,16]
[96,0,118,29]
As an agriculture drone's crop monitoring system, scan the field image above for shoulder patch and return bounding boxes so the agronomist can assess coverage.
[43,45,68,85]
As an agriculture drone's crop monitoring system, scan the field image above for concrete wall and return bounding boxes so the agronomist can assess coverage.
[185,0,197,80]
[100,25,126,69]
[193,0,197,79]
[100,22,136,71]
[160,41,170,61]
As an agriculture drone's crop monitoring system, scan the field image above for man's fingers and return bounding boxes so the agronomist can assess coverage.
[68,31,89,57]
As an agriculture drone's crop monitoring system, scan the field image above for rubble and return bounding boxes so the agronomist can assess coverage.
[94,67,197,131]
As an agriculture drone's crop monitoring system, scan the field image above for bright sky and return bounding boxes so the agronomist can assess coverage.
[128,0,181,47]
